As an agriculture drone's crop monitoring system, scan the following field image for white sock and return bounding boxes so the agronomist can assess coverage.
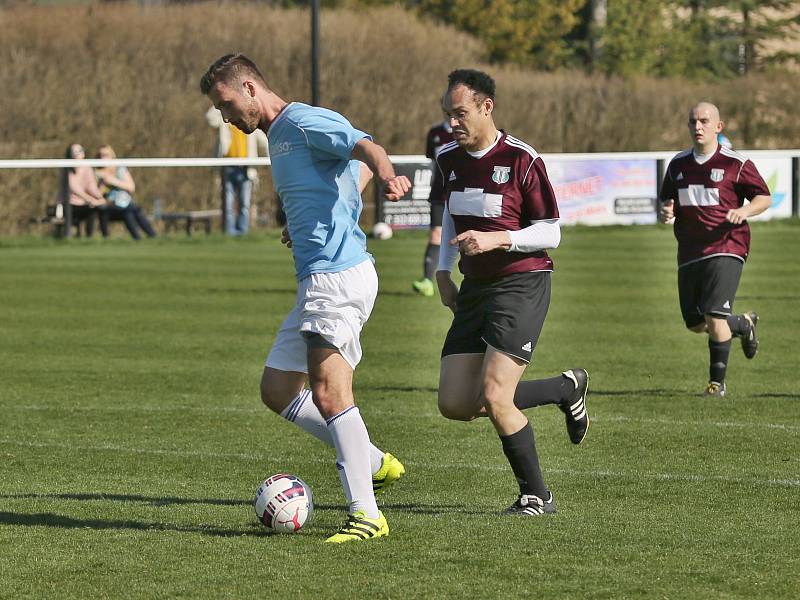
[326,406,379,518]
[279,390,385,474]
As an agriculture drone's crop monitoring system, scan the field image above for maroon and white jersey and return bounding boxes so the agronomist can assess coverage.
[434,131,559,281]
[426,122,454,204]
[660,145,770,267]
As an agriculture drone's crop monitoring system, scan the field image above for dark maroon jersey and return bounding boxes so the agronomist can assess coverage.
[660,146,770,266]
[426,122,454,204]
[434,132,559,281]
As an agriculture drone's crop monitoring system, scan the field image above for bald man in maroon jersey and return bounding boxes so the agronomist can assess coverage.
[433,69,589,517]
[659,102,771,398]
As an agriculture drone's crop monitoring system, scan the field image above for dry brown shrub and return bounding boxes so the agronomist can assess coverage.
[0,2,798,234]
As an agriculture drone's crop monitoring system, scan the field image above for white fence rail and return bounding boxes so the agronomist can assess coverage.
[2,150,798,233]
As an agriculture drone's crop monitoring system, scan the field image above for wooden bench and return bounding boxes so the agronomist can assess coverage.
[32,204,144,238]
[160,209,221,236]
[29,204,73,237]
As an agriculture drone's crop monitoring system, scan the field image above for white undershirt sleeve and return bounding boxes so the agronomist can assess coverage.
[437,204,460,273]
[506,219,561,253]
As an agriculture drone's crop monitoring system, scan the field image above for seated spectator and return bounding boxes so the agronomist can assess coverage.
[56,143,106,237]
[95,145,156,240]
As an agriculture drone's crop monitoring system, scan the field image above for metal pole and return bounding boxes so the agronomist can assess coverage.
[64,199,72,239]
[311,0,320,106]
[793,157,799,217]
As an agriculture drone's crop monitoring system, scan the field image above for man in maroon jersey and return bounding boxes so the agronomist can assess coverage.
[412,114,454,297]
[659,102,771,397]
[433,69,589,516]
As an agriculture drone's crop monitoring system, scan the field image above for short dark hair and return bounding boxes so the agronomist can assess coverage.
[447,69,496,102]
[200,53,267,95]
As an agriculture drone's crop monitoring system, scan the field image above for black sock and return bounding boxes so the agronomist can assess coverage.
[708,338,732,384]
[726,314,751,338]
[499,422,548,497]
[513,375,572,410]
[423,243,440,280]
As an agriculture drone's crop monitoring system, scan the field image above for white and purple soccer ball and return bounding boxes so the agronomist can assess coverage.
[254,473,314,533]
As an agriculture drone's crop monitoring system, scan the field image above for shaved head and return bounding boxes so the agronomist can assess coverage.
[690,102,720,121]
[688,101,724,153]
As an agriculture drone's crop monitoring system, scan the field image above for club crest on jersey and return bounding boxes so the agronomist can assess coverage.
[710,169,724,182]
[492,166,511,184]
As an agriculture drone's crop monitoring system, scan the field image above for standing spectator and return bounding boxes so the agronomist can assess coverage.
[206,105,269,235]
[56,143,106,237]
[95,145,157,240]
[659,102,770,397]
[412,113,454,297]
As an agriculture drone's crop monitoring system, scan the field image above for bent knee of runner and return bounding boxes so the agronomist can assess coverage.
[260,369,303,414]
[687,321,707,334]
[309,382,352,419]
[437,392,478,421]
[479,384,516,418]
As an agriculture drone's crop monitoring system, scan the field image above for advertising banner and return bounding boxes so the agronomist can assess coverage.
[545,159,659,225]
[380,152,796,229]
[748,157,793,221]
[379,161,434,228]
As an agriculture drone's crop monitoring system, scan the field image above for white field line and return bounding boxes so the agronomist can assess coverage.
[6,403,800,433]
[1,437,798,489]
[596,415,800,433]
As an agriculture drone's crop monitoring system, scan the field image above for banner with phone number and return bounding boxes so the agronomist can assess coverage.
[545,159,658,225]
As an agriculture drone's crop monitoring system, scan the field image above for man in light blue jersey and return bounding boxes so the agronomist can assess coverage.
[201,54,411,543]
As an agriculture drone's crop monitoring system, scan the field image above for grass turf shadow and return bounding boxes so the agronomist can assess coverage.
[0,510,273,538]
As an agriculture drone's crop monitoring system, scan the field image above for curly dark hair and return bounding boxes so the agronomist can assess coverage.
[447,69,496,103]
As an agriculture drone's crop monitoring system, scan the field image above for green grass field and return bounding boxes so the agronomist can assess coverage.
[1,222,798,599]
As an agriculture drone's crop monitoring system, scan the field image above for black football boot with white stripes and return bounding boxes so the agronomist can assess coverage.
[560,369,590,445]
[741,312,759,359]
[503,491,557,516]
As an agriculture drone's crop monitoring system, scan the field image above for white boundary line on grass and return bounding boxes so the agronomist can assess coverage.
[596,415,800,432]
[7,404,800,433]
[1,437,798,489]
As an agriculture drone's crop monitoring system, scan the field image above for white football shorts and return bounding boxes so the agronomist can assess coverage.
[265,259,378,372]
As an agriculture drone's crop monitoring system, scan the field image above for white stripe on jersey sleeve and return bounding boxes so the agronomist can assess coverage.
[504,135,539,159]
[720,145,748,181]
[433,141,459,180]
[434,141,459,159]
[505,136,540,181]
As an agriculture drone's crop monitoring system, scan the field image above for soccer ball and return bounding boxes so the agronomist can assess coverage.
[372,221,393,240]
[254,473,314,533]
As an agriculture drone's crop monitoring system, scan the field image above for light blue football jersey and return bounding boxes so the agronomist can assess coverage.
[268,102,372,280]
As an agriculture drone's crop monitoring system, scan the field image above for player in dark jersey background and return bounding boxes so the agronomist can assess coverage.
[434,69,590,516]
[659,102,771,397]
[412,116,454,297]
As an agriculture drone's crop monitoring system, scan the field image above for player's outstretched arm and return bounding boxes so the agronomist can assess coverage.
[351,139,411,201]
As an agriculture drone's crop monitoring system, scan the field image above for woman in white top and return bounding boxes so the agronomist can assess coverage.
[95,145,156,239]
